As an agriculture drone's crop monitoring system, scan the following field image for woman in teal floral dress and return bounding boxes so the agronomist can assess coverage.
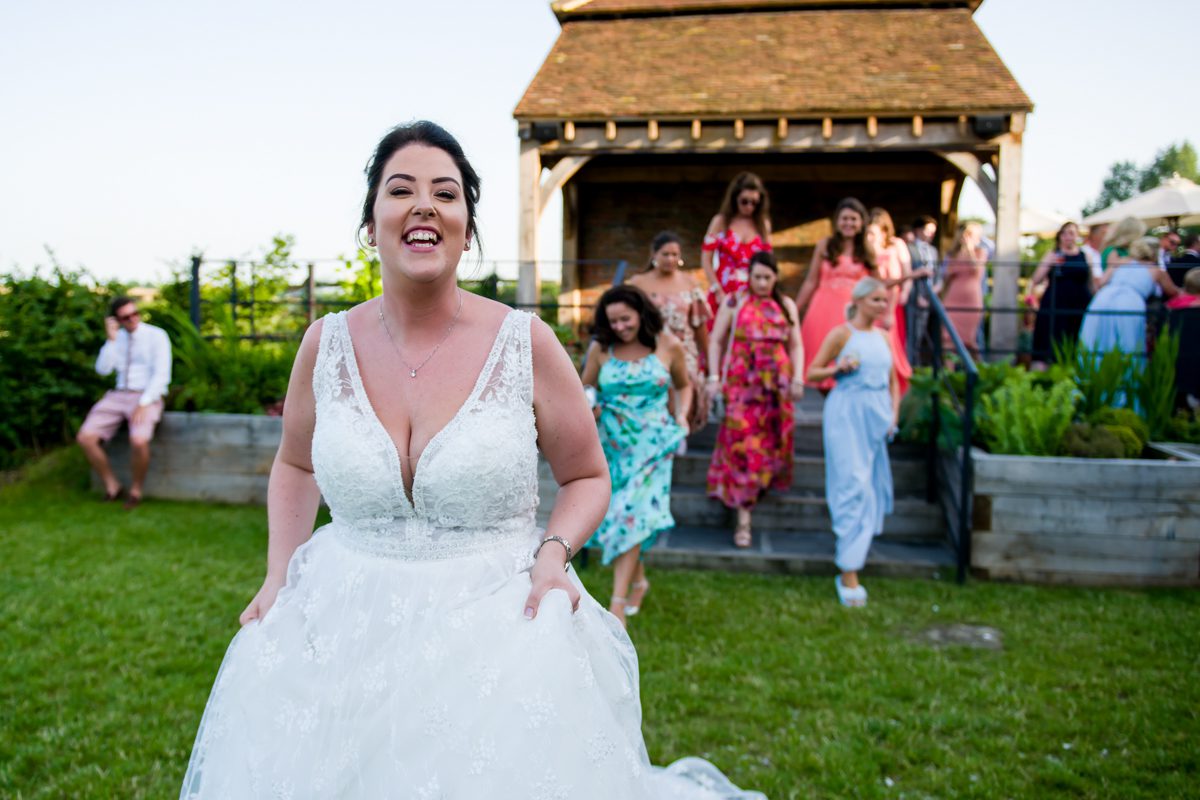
[582,285,693,626]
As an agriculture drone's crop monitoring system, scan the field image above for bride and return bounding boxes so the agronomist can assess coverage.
[179,121,764,799]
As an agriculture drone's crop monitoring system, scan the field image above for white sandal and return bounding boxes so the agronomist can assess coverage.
[625,580,650,616]
[835,576,868,607]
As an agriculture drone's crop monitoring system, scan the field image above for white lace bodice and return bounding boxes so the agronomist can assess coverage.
[310,309,540,559]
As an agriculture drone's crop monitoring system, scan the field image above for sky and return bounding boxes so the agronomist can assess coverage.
[2,0,1197,285]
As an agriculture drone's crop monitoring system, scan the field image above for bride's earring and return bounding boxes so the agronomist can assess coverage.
[464,240,471,252]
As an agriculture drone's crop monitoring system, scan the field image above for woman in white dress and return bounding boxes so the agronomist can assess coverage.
[179,121,764,799]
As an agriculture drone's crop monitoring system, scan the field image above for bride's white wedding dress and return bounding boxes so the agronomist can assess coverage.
[181,309,765,799]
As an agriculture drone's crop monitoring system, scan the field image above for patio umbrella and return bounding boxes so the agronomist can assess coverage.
[1020,206,1071,237]
[1082,175,1200,228]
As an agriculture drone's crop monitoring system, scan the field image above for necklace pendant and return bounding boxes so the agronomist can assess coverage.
[409,369,417,378]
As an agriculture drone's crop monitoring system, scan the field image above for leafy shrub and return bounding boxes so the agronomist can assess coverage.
[978,371,1079,456]
[1167,408,1200,444]
[0,267,124,468]
[1136,329,1179,440]
[148,306,297,415]
[1088,406,1149,448]
[1103,424,1143,458]
[1061,423,1126,459]
[1055,338,1137,418]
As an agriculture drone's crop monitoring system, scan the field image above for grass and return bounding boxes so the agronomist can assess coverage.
[1,450,1197,799]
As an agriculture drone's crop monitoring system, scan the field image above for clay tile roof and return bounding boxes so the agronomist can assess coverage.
[552,0,982,21]
[516,8,1029,119]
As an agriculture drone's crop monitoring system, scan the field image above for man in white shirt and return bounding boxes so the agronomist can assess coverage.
[1080,223,1108,280]
[76,296,172,509]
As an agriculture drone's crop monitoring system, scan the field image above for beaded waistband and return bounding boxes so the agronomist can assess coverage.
[327,514,537,561]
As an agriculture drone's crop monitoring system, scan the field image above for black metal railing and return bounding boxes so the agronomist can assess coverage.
[917,278,978,584]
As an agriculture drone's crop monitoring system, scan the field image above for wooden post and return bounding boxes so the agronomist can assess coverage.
[822,117,833,140]
[993,134,1023,358]
[604,120,617,141]
[517,137,541,310]
[866,116,878,138]
[563,121,575,142]
[647,120,659,141]
[776,118,788,139]
[733,119,744,140]
[691,119,702,140]
[912,115,923,137]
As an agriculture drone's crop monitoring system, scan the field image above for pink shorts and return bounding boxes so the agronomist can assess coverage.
[79,391,164,442]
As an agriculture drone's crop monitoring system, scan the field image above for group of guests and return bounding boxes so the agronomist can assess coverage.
[585,174,912,614]
[1026,217,1198,366]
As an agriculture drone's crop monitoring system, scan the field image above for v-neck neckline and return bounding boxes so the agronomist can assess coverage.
[338,308,515,512]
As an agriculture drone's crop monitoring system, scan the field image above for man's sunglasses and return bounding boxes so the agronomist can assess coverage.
[116,310,140,323]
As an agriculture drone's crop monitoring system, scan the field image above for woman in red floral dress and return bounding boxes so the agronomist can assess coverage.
[705,252,804,548]
[700,172,773,319]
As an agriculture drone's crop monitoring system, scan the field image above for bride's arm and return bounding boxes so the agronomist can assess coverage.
[528,318,611,619]
[239,320,324,626]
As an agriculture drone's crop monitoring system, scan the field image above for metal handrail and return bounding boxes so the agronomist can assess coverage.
[917,277,978,584]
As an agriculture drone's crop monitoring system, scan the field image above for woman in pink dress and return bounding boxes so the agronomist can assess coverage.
[866,208,931,396]
[706,252,804,548]
[940,221,988,359]
[700,172,772,317]
[796,197,874,390]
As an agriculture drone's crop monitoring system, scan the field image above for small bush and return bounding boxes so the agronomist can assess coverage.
[1089,407,1149,448]
[1102,424,1143,458]
[1061,422,1126,459]
[1167,409,1200,444]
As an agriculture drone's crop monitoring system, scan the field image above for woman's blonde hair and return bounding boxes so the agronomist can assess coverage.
[845,276,885,320]
[1102,216,1146,251]
[1184,267,1200,295]
[950,221,982,257]
[1128,235,1160,263]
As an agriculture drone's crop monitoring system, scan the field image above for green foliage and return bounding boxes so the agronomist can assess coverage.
[1104,424,1144,458]
[1136,329,1179,440]
[1054,337,1136,417]
[1088,406,1149,447]
[1083,140,1199,216]
[1166,408,1200,444]
[1138,141,1199,192]
[335,249,381,304]
[978,371,1079,456]
[0,266,124,468]
[1061,422,1127,459]
[150,306,297,414]
[898,362,1020,448]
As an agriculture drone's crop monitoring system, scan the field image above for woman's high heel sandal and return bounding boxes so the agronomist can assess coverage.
[625,580,651,616]
[733,523,752,549]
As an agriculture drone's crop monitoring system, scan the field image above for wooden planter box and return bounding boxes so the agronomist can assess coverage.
[99,412,282,505]
[971,448,1200,587]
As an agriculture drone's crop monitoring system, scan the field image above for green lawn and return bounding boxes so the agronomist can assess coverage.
[1,450,1197,799]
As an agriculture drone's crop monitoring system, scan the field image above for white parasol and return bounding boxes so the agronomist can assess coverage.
[1020,207,1072,237]
[1082,175,1200,228]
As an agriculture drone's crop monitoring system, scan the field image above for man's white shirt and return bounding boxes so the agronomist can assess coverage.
[95,323,172,407]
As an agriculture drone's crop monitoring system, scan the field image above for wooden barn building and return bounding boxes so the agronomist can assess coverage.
[514,0,1032,352]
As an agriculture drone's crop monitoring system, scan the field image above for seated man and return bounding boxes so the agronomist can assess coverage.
[76,296,172,509]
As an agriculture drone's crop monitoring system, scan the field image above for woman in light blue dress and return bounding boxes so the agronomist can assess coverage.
[581,285,692,626]
[806,278,900,607]
[1081,232,1180,355]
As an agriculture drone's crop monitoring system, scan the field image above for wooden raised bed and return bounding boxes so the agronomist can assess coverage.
[971,448,1200,587]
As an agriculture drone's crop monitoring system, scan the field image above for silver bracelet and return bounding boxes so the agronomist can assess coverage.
[536,535,573,572]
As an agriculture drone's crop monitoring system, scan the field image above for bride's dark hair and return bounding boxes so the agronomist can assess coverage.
[359,121,482,253]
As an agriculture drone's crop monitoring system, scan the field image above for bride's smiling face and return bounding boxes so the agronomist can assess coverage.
[368,144,470,285]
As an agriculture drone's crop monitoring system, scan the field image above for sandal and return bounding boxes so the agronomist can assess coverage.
[103,486,124,502]
[733,524,752,549]
[835,576,868,607]
[123,493,142,511]
[625,580,651,616]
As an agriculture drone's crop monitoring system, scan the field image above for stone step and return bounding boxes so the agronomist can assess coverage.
[613,525,957,579]
[673,450,930,495]
[667,486,945,542]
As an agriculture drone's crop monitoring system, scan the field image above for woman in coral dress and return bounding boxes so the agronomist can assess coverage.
[629,231,710,431]
[796,197,874,390]
[866,208,929,396]
[700,172,772,318]
[940,221,988,359]
[706,252,804,548]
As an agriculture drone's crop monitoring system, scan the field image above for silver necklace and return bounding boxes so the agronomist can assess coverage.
[378,290,463,378]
